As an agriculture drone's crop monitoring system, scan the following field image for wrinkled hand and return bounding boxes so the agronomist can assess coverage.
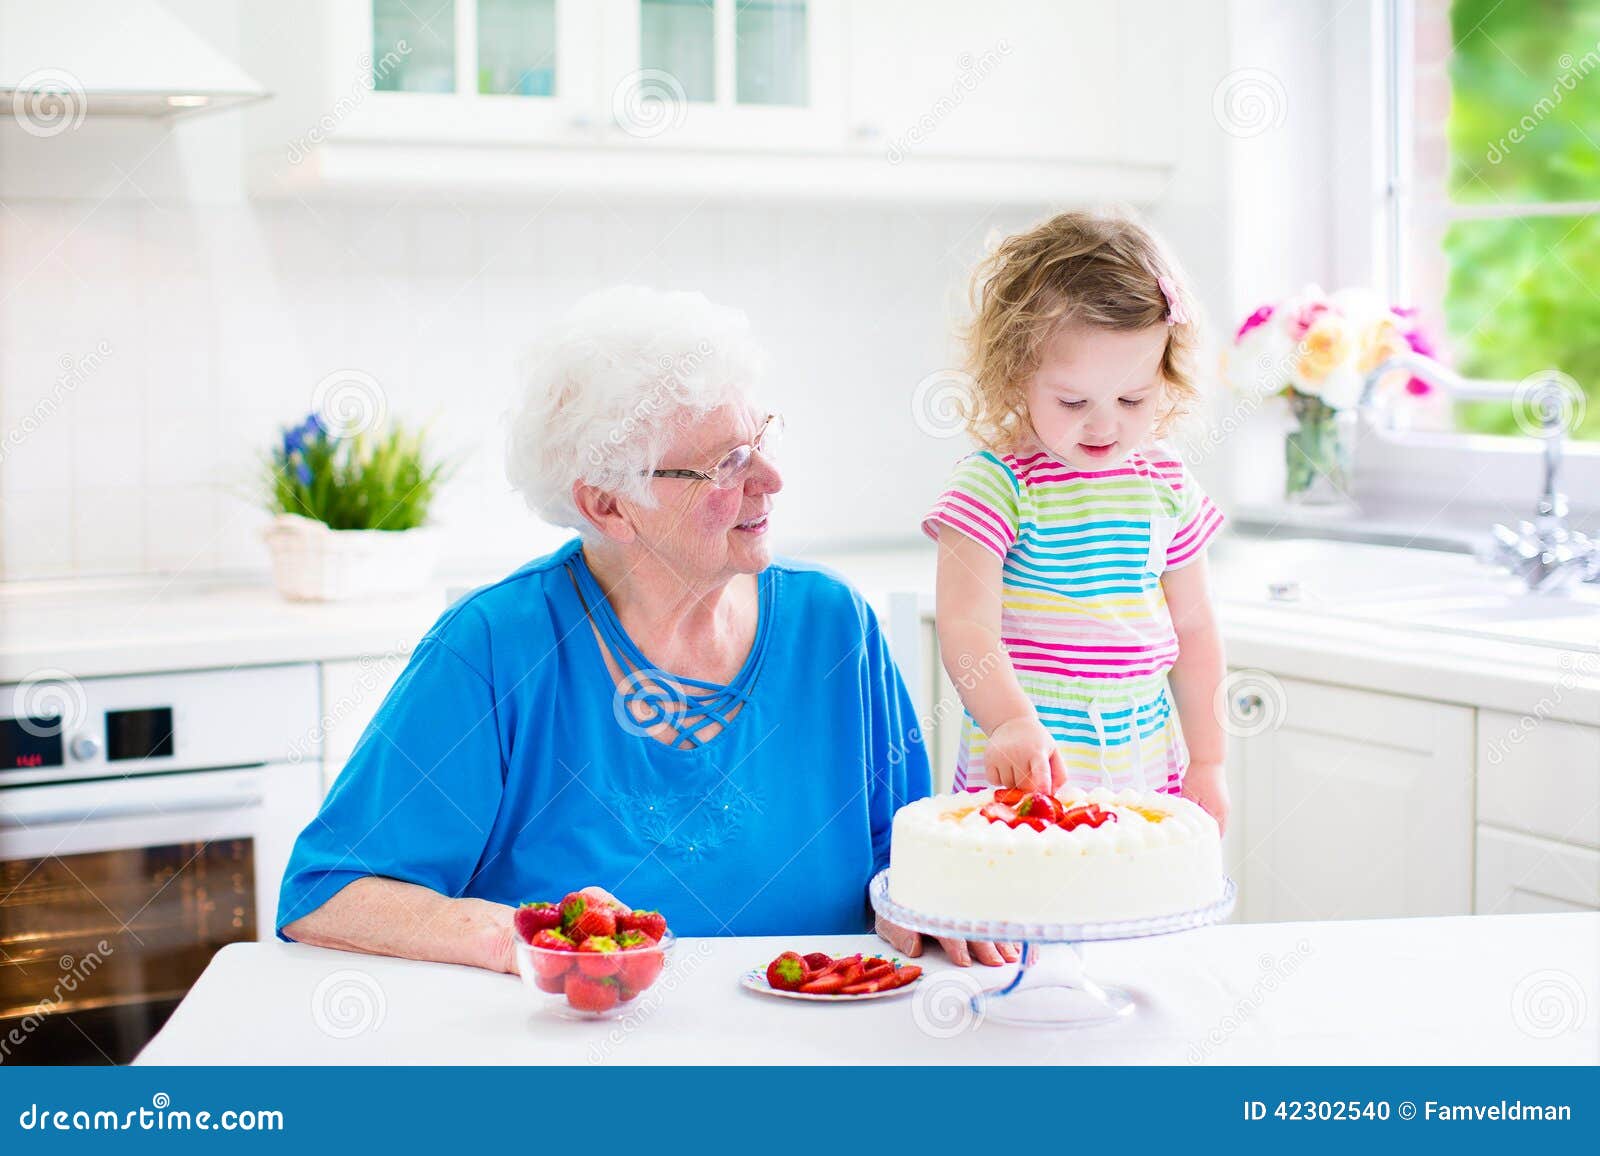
[875,912,1019,968]
[490,885,630,976]
[984,716,1066,794]
[1181,761,1230,836]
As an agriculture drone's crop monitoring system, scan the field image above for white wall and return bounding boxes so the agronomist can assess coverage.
[0,0,1243,582]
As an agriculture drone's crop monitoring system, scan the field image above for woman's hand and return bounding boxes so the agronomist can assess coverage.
[485,884,630,976]
[984,716,1065,794]
[875,913,1019,967]
[1181,760,1230,836]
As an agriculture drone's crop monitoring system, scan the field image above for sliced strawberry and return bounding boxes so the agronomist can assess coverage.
[839,978,887,995]
[979,802,1019,826]
[992,787,1026,806]
[890,964,923,988]
[798,973,847,995]
[802,952,833,971]
[1058,803,1119,831]
[1015,792,1061,823]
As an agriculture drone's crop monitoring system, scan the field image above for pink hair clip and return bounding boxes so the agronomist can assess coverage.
[1158,276,1189,326]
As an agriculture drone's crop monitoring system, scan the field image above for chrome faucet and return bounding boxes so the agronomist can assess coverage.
[1359,353,1599,591]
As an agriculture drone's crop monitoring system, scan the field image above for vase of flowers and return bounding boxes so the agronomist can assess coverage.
[1227,287,1436,506]
[260,412,453,601]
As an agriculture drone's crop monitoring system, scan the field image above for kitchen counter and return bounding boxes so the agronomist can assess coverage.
[135,913,1600,1065]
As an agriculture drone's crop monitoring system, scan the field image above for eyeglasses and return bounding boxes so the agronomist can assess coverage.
[647,413,783,489]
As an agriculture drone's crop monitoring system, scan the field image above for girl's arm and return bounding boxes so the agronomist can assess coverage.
[1162,555,1230,832]
[936,525,1064,792]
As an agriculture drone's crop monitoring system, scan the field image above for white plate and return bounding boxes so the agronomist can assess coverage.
[739,962,921,1002]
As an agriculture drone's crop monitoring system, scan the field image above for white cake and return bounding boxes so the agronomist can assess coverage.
[888,786,1224,924]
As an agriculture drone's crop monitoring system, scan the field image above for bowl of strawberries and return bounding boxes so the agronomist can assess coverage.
[513,891,674,1019]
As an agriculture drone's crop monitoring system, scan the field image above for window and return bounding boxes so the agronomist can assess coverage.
[1405,0,1600,441]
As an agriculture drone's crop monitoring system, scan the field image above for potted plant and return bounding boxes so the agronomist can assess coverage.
[260,412,453,601]
[1226,286,1436,505]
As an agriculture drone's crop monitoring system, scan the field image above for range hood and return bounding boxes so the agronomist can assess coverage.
[0,0,267,120]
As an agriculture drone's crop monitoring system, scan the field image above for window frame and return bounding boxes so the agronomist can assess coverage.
[1354,0,1600,533]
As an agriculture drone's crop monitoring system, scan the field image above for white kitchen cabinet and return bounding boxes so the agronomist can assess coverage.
[845,0,1152,165]
[1234,675,1475,923]
[597,0,844,151]
[1476,711,1600,849]
[318,654,408,794]
[1473,711,1599,914]
[1475,827,1600,914]
[241,0,1177,201]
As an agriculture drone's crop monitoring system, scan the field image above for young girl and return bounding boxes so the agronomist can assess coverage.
[923,210,1229,831]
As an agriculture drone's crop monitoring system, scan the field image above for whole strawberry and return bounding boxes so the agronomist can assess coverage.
[766,951,809,992]
[513,901,561,944]
[616,931,665,991]
[564,971,619,1013]
[527,928,577,981]
[560,892,618,943]
[575,935,622,977]
[617,909,668,942]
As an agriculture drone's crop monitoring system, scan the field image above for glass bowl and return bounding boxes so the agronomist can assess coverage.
[515,932,676,1019]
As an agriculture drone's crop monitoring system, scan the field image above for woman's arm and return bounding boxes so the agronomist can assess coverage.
[282,877,519,974]
[1161,555,1230,832]
[283,879,630,976]
[935,526,1064,791]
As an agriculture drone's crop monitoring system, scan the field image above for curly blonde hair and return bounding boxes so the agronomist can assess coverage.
[962,209,1202,452]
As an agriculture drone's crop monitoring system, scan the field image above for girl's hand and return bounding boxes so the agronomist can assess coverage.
[984,716,1066,794]
[1181,760,1231,835]
[875,913,1019,967]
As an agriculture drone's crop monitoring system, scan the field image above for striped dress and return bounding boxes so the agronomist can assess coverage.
[922,446,1224,795]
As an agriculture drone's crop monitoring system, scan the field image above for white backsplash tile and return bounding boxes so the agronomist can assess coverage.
[0,196,1028,580]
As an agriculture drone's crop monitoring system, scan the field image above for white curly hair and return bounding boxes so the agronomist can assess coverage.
[506,286,769,531]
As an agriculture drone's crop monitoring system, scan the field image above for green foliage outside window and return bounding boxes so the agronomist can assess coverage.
[1444,0,1600,439]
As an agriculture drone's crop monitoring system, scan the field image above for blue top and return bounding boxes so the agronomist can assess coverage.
[276,538,931,939]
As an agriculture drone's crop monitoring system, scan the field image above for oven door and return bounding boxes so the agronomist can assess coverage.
[0,762,321,1064]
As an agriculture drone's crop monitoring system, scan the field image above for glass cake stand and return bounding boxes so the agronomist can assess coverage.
[869,869,1237,1028]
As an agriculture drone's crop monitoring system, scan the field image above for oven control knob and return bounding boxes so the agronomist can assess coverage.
[69,734,100,761]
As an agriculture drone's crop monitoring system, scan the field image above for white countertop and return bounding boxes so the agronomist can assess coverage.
[135,913,1600,1065]
[6,537,1595,725]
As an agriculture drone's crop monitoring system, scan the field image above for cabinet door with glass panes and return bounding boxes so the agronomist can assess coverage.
[327,0,601,143]
[597,0,843,150]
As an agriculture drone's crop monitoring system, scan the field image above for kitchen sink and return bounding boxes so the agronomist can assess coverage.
[1212,536,1600,652]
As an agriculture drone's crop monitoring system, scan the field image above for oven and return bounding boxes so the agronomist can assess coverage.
[0,665,322,1064]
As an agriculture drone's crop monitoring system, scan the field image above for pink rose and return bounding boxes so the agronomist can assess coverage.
[1235,304,1275,343]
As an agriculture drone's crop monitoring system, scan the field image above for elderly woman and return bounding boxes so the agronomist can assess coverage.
[276,287,1020,975]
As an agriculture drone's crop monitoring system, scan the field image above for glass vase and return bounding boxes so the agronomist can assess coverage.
[1284,392,1355,505]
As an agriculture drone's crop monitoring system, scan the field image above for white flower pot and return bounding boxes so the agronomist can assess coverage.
[262,513,440,602]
